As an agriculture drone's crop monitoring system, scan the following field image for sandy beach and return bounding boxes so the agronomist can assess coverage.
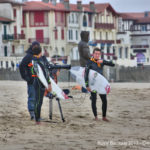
[0,81,150,150]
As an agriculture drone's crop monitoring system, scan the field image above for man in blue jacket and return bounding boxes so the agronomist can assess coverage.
[19,41,40,120]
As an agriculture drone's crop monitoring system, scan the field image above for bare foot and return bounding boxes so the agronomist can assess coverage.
[102,117,109,122]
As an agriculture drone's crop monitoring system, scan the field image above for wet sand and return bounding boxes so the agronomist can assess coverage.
[0,81,150,150]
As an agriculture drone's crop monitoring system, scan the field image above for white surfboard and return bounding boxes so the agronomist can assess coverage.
[70,66,111,94]
[34,63,68,100]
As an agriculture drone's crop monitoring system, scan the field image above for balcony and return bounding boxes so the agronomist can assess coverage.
[14,34,25,40]
[2,34,14,40]
[28,38,50,44]
[2,34,25,41]
[95,23,114,29]
[131,45,149,49]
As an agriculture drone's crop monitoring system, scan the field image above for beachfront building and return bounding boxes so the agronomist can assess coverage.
[117,12,150,66]
[23,1,69,63]
[91,3,119,61]
[0,17,14,69]
[0,0,24,69]
[68,1,95,61]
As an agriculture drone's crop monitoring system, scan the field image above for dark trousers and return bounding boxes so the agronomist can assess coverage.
[90,92,107,117]
[33,78,45,122]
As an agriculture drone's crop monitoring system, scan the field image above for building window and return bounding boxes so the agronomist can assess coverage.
[76,14,78,23]
[88,14,92,27]
[106,32,108,40]
[30,12,48,27]
[99,15,101,23]
[76,50,79,60]
[71,30,73,40]
[61,29,64,40]
[113,46,116,55]
[106,15,109,23]
[61,48,65,56]
[100,32,102,40]
[34,12,44,25]
[83,15,87,27]
[6,61,8,69]
[107,46,110,60]
[69,15,71,23]
[68,30,70,40]
[55,29,58,40]
[12,45,15,54]
[94,31,96,40]
[69,30,73,40]
[61,12,64,23]
[1,61,3,67]
[141,25,147,31]
[4,46,7,57]
[55,48,58,55]
[72,14,74,23]
[22,13,26,27]
[55,12,58,23]
[13,9,16,18]
[119,47,122,58]
[76,30,78,40]
[125,47,128,58]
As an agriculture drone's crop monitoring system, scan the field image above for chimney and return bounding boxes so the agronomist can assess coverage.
[89,1,95,12]
[77,0,82,10]
[42,0,50,3]
[60,0,64,3]
[22,0,28,2]
[64,0,70,10]
[49,0,56,5]
[144,11,149,17]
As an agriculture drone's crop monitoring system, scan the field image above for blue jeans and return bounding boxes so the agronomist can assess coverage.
[27,84,35,115]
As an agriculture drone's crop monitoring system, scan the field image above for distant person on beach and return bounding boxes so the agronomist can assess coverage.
[84,48,115,121]
[11,61,15,71]
[30,46,51,125]
[19,41,40,120]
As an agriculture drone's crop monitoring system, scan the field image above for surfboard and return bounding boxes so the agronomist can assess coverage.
[70,66,111,94]
[34,62,68,100]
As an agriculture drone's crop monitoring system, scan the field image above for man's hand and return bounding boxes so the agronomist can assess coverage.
[47,84,52,92]
[86,87,91,92]
[97,60,103,64]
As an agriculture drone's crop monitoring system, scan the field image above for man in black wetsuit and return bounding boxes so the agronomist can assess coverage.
[84,48,115,121]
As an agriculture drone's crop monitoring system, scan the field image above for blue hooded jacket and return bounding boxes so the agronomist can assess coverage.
[19,41,40,84]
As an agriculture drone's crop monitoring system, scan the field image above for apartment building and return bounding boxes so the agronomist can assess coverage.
[0,0,24,69]
[117,12,150,66]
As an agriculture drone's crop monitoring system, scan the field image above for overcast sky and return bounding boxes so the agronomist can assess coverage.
[25,0,150,12]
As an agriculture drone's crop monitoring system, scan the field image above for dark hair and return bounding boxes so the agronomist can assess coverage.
[32,46,42,55]
[32,41,40,47]
[93,48,101,53]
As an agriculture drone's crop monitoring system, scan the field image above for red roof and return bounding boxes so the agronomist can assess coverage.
[24,1,70,12]
[24,1,93,13]
[119,12,150,24]
[69,4,81,12]
[119,12,144,20]
[83,3,118,15]
[0,17,14,23]
[23,1,52,11]
[136,17,150,24]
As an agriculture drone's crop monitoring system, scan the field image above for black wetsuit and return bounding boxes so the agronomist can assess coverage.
[31,56,50,122]
[84,58,115,117]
